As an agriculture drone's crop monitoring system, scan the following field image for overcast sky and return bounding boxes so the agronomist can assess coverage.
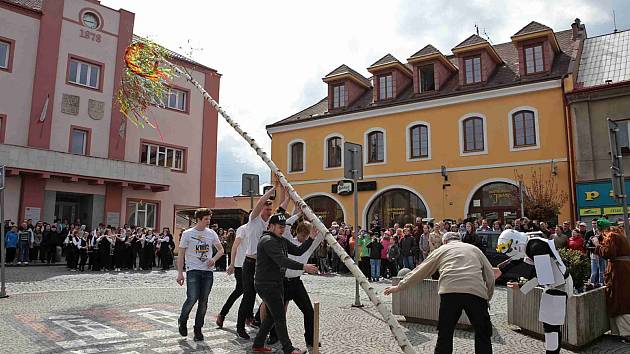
[103,0,629,196]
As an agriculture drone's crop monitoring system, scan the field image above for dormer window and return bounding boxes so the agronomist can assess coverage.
[524,44,544,74]
[419,64,435,92]
[332,84,346,108]
[464,56,481,84]
[378,74,393,100]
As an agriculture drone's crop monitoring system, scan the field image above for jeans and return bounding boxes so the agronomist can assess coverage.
[254,282,295,354]
[220,267,243,317]
[590,256,607,285]
[179,270,214,328]
[237,257,256,331]
[435,293,492,354]
[18,241,30,263]
[284,277,314,345]
[402,255,414,269]
[370,259,381,279]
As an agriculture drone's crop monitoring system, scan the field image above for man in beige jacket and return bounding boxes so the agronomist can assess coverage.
[385,232,495,354]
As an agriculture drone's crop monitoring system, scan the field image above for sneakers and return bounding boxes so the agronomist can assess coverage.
[251,345,273,353]
[237,329,250,340]
[193,327,204,341]
[215,314,225,328]
[177,319,187,337]
[250,319,261,329]
[290,348,307,354]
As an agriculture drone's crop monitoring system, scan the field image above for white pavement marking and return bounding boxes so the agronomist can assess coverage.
[129,308,155,313]
[133,309,180,328]
[113,342,148,350]
[69,349,100,354]
[48,315,83,320]
[56,339,88,349]
[52,317,128,339]
[141,329,176,338]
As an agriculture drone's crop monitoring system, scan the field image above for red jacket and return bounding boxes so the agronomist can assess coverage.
[567,235,585,253]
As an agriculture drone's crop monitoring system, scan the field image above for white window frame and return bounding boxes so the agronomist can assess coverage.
[323,133,345,170]
[0,40,9,69]
[464,56,482,84]
[525,45,544,74]
[364,127,387,166]
[378,74,393,100]
[406,121,432,161]
[128,201,157,229]
[68,58,101,89]
[458,113,488,156]
[141,143,185,171]
[508,106,541,151]
[287,139,306,174]
[70,128,88,155]
[332,84,346,108]
[163,87,187,111]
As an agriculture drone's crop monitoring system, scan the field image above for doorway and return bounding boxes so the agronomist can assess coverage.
[54,192,94,226]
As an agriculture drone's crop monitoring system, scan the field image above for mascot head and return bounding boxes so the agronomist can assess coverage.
[496,229,528,259]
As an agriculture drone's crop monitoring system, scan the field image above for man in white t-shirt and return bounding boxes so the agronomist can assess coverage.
[216,223,249,328]
[176,208,224,342]
[236,185,275,339]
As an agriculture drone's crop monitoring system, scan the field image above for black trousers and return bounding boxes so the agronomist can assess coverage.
[78,249,88,270]
[46,245,57,264]
[237,257,256,331]
[220,267,243,317]
[284,277,314,345]
[435,293,492,354]
[6,248,16,263]
[254,282,295,354]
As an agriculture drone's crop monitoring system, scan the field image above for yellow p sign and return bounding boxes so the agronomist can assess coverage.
[585,191,600,201]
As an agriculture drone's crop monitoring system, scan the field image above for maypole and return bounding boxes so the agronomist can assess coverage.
[118,40,416,354]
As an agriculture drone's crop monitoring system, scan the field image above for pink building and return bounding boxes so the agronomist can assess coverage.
[0,0,219,231]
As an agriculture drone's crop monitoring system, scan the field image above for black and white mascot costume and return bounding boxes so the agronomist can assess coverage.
[496,229,573,354]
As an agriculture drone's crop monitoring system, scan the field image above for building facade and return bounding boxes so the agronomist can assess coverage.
[566,29,630,221]
[0,0,220,230]
[267,20,587,228]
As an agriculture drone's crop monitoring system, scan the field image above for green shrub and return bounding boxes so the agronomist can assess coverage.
[559,248,590,289]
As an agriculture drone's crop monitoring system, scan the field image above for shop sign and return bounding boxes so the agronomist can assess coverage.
[337,180,353,196]
[576,181,630,208]
[602,206,630,215]
[579,208,602,216]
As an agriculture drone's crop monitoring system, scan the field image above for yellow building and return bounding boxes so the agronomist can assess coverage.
[267,20,586,228]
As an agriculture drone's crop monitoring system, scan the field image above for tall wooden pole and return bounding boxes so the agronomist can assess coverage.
[170,64,417,354]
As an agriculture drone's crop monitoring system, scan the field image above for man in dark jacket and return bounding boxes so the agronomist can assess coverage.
[400,228,416,270]
[252,213,318,354]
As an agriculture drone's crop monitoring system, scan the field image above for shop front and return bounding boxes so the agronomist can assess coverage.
[576,180,629,221]
[365,188,428,230]
[304,195,345,228]
[467,182,520,225]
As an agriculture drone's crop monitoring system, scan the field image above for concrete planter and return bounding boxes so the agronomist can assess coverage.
[506,283,609,349]
[392,278,471,328]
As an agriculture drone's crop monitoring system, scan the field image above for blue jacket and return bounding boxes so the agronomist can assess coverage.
[5,231,18,248]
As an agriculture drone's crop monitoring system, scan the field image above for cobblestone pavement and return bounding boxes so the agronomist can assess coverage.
[0,265,627,353]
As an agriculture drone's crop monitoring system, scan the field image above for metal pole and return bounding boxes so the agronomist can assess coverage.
[519,179,525,218]
[1,186,7,298]
[351,148,362,308]
[607,118,630,240]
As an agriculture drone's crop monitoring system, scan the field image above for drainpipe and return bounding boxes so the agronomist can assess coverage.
[562,74,578,223]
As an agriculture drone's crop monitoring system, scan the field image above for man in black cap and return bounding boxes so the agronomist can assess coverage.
[252,213,318,354]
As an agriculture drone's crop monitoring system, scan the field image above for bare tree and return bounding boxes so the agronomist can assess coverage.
[515,168,568,223]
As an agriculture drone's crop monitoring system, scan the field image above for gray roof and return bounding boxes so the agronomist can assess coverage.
[2,0,41,11]
[369,53,400,68]
[514,21,552,36]
[576,30,630,88]
[409,44,442,59]
[453,34,489,49]
[324,64,371,87]
[270,29,578,129]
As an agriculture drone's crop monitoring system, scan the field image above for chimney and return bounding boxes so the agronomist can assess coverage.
[571,18,585,40]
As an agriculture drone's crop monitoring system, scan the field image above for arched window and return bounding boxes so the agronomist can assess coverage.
[367,131,384,163]
[326,136,342,168]
[366,188,428,228]
[512,110,536,147]
[462,117,484,152]
[409,124,429,159]
[289,141,304,172]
